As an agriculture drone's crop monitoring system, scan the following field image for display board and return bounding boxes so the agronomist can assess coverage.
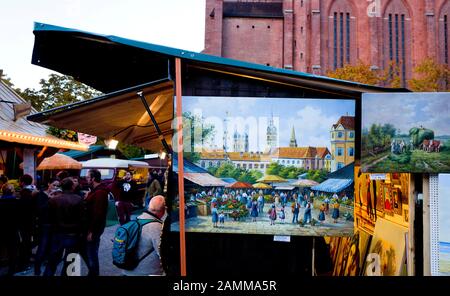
[432,174,450,276]
[171,96,355,237]
[361,92,450,173]
[354,166,410,235]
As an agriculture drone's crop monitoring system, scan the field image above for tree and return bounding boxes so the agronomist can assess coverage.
[326,61,402,88]
[182,112,215,162]
[408,58,450,92]
[326,61,380,85]
[266,162,283,175]
[19,74,102,111]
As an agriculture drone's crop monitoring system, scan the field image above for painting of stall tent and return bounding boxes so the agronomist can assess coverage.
[361,93,450,173]
[439,174,450,275]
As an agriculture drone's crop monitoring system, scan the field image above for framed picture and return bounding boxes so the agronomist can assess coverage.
[403,209,409,223]
[391,173,401,186]
[383,184,394,216]
[375,181,384,216]
[392,188,402,215]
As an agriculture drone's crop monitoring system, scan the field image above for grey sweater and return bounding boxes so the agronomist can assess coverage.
[123,212,165,276]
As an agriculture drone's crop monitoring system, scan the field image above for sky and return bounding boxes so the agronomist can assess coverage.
[362,93,450,136]
[440,174,450,243]
[184,96,355,151]
[0,0,206,90]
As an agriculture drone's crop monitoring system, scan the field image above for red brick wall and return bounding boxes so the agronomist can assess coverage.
[222,18,284,67]
[204,0,449,85]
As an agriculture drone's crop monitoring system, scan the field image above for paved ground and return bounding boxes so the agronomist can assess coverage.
[171,203,354,237]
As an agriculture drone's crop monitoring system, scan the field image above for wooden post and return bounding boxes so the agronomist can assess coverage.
[175,57,187,276]
[312,237,315,276]
[407,174,415,275]
[422,174,430,276]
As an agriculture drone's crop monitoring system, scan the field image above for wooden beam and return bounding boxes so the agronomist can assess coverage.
[176,57,187,276]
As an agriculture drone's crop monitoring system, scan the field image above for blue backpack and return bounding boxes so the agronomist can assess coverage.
[112,216,162,270]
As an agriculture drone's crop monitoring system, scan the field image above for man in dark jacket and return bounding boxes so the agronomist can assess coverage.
[83,169,109,276]
[116,171,137,225]
[43,178,84,276]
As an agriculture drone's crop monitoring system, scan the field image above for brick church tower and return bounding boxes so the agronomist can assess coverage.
[204,0,450,86]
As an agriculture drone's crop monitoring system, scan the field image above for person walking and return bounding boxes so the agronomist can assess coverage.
[117,171,137,225]
[144,171,162,208]
[83,169,109,276]
[303,200,312,225]
[268,204,277,225]
[291,201,300,224]
[318,203,326,224]
[332,200,340,223]
[44,178,84,276]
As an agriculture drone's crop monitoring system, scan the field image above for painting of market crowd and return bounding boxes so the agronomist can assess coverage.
[361,93,450,173]
[170,96,355,236]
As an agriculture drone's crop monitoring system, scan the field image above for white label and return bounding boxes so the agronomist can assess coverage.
[370,174,387,180]
[274,235,291,242]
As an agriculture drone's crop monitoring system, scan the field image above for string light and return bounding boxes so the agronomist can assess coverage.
[0,130,88,151]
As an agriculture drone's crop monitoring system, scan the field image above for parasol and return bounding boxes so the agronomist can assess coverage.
[252,182,272,189]
[37,153,82,170]
[226,181,253,189]
[291,179,319,187]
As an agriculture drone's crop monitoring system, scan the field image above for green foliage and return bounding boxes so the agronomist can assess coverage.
[117,142,146,159]
[266,162,282,175]
[409,127,434,147]
[210,163,262,183]
[182,112,215,154]
[19,74,102,111]
[387,151,411,164]
[306,169,328,183]
[363,123,397,153]
[47,126,78,142]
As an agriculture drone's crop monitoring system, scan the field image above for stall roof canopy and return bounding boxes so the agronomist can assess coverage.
[30,22,408,94]
[311,178,353,193]
[0,80,87,151]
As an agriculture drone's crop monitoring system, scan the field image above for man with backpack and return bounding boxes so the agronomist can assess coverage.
[113,195,166,276]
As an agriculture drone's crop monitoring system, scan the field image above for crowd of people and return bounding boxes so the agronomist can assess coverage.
[0,168,166,277]
[204,188,347,227]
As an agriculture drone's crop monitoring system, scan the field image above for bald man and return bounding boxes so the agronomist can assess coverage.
[123,195,166,276]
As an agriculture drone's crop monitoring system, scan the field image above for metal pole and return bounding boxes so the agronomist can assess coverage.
[137,92,172,154]
[175,57,187,276]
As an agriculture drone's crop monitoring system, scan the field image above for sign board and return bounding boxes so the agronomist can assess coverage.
[78,133,97,146]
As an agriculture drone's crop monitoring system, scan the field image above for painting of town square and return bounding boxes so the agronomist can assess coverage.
[439,174,450,275]
[361,93,450,173]
[171,96,355,237]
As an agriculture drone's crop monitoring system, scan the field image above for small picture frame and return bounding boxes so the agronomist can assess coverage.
[383,184,394,216]
[392,187,402,215]
[403,209,409,223]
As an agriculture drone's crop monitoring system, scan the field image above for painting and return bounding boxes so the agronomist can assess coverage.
[383,184,394,216]
[361,92,450,173]
[342,232,361,276]
[365,218,408,276]
[392,187,402,215]
[171,96,355,237]
[439,174,450,275]
[358,231,373,275]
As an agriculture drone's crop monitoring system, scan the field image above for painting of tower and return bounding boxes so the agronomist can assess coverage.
[266,112,278,150]
[289,126,298,148]
[233,127,249,152]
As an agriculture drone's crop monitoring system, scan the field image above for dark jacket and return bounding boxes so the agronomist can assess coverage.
[84,182,109,236]
[48,191,84,235]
